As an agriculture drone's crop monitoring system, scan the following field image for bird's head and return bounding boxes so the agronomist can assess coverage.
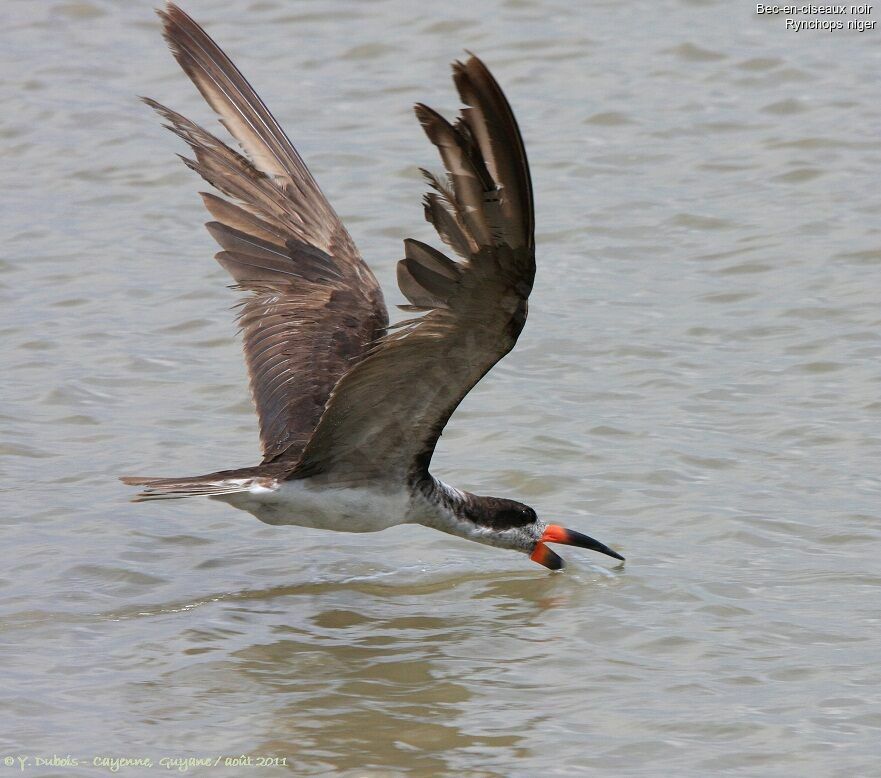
[460,496,625,571]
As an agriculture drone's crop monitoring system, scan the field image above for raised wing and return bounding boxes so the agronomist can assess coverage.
[292,55,534,484]
[148,4,387,463]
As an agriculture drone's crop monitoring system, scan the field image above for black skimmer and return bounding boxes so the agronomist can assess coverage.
[123,4,625,571]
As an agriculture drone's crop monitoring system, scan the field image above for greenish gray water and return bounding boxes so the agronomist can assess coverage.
[2,1,880,775]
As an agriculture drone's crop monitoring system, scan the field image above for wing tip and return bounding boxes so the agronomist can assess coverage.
[157,1,188,29]
[412,102,435,125]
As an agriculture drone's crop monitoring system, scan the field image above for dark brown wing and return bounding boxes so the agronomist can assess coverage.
[292,55,534,483]
[148,4,387,463]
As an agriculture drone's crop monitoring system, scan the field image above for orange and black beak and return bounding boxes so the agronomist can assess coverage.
[530,525,625,570]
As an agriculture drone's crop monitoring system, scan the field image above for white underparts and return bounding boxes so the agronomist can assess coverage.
[216,478,413,532]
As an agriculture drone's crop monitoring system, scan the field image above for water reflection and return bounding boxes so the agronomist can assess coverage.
[144,570,585,773]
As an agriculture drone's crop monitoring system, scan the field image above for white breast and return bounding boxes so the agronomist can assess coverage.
[216,479,413,533]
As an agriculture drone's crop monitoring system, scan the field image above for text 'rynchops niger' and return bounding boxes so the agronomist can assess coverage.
[122,3,625,571]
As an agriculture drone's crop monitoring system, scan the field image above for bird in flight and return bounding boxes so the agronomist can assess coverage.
[123,3,624,571]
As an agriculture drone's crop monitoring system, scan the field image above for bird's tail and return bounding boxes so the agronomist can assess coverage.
[120,473,262,502]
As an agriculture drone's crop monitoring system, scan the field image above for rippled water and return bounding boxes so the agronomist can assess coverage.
[3,0,881,774]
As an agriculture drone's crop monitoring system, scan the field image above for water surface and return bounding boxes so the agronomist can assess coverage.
[2,0,880,774]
